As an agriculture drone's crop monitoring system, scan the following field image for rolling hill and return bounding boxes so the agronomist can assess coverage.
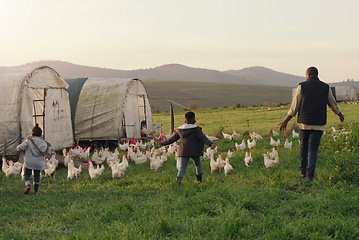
[7,60,304,87]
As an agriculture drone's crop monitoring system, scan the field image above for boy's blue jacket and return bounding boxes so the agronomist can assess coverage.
[161,124,213,157]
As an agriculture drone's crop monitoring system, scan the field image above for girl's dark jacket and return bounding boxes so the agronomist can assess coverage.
[161,124,213,157]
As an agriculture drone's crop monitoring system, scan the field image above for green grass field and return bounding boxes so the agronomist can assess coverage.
[143,80,293,112]
[1,103,358,239]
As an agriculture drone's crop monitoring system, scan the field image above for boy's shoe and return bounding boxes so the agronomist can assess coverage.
[196,174,204,183]
[24,187,31,194]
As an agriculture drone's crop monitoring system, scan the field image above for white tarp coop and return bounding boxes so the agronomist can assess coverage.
[0,66,74,155]
[65,78,154,141]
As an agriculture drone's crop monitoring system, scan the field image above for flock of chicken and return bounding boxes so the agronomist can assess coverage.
[1,127,352,181]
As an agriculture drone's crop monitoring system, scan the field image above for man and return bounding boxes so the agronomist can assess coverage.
[279,67,344,182]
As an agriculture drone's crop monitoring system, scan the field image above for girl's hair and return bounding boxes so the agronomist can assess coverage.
[32,123,42,137]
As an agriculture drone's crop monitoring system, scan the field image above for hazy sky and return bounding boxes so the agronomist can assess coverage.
[1,0,358,82]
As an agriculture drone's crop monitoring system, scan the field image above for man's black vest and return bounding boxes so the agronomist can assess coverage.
[297,77,329,125]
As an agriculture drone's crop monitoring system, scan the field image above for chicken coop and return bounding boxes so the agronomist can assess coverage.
[0,66,74,156]
[65,78,154,141]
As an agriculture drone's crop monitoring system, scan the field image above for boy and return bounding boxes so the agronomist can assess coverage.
[160,111,215,184]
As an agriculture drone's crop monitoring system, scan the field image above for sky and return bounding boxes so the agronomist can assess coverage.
[0,0,358,83]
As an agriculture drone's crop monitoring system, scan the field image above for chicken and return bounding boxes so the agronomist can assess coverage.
[150,154,162,171]
[67,158,82,180]
[250,132,263,140]
[119,141,129,151]
[63,151,71,167]
[79,147,91,160]
[69,146,82,159]
[204,146,215,159]
[227,149,235,158]
[206,135,219,142]
[86,160,105,179]
[216,153,226,168]
[262,153,279,168]
[224,157,234,176]
[44,159,56,178]
[4,160,21,178]
[269,136,280,147]
[111,155,128,179]
[49,152,59,168]
[210,154,220,173]
[244,150,253,167]
[2,157,9,173]
[133,153,147,164]
[284,137,292,150]
[222,132,234,141]
[232,131,242,139]
[91,149,106,165]
[272,129,279,136]
[269,146,278,160]
[292,130,299,138]
[247,137,257,149]
[235,139,246,151]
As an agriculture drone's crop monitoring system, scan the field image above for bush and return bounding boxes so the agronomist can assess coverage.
[187,101,199,111]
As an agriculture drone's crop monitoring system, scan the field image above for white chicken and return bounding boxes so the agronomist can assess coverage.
[227,149,235,158]
[79,147,91,160]
[119,141,129,151]
[206,135,219,142]
[284,137,292,150]
[232,131,242,139]
[63,151,71,167]
[86,160,105,179]
[235,139,246,151]
[150,154,162,171]
[262,153,279,168]
[2,157,9,173]
[216,153,226,169]
[4,160,21,178]
[44,159,56,178]
[91,149,106,165]
[224,157,234,176]
[49,152,59,168]
[111,155,128,179]
[222,132,234,141]
[247,137,257,149]
[250,132,263,140]
[133,152,147,164]
[269,136,280,147]
[244,150,253,167]
[292,130,299,138]
[69,146,82,159]
[210,154,220,173]
[269,146,278,160]
[272,129,279,136]
[67,158,82,180]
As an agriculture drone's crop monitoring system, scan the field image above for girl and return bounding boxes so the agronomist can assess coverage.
[17,123,52,194]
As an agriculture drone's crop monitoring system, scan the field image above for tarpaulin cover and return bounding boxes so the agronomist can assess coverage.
[66,78,153,140]
[0,66,74,155]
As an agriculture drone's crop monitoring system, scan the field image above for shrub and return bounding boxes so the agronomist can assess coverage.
[187,101,199,111]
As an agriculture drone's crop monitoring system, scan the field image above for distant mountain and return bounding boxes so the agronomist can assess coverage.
[225,66,305,87]
[5,60,305,87]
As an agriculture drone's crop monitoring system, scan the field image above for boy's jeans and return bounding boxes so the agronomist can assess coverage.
[298,129,323,180]
[177,156,202,179]
[24,168,41,187]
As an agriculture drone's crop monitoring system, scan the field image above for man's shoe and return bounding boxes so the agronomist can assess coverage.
[24,187,31,194]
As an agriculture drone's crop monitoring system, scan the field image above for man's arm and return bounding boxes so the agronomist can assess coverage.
[327,88,345,123]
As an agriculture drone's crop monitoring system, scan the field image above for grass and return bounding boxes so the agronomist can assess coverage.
[144,80,293,112]
[1,103,358,239]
